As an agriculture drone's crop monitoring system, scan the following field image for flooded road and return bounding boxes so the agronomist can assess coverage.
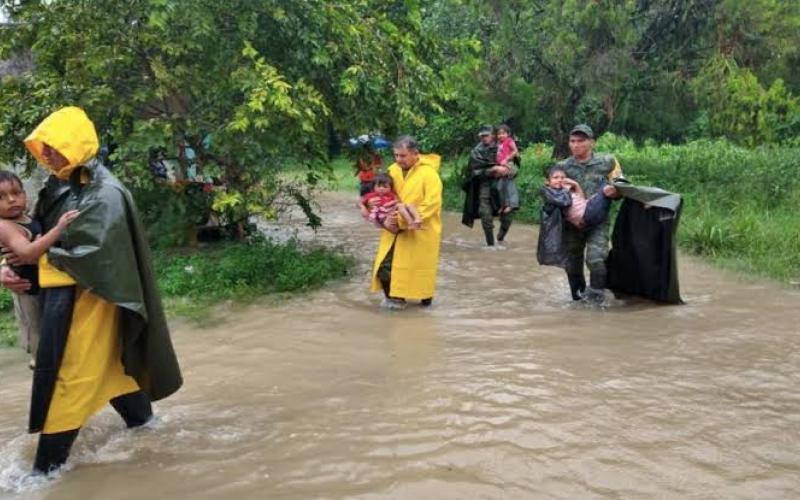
[1,192,799,499]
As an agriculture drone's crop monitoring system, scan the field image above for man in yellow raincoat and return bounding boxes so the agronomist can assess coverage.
[371,136,442,309]
[1,107,182,473]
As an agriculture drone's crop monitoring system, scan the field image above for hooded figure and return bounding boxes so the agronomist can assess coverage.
[371,149,442,302]
[22,107,182,473]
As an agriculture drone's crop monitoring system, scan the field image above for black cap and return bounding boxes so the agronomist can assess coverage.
[478,126,494,137]
[569,124,594,138]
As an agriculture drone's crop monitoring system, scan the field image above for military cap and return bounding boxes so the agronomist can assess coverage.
[569,124,594,138]
[477,126,494,136]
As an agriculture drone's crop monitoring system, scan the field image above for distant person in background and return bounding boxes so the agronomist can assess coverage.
[371,136,442,309]
[354,144,383,196]
[557,124,623,305]
[460,126,515,246]
[494,124,520,215]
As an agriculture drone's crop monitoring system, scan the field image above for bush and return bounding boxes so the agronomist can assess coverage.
[0,288,15,347]
[154,237,353,303]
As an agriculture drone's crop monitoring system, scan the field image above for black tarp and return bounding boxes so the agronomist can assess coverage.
[606,182,683,304]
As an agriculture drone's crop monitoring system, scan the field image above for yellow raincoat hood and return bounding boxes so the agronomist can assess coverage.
[418,153,441,172]
[24,106,99,180]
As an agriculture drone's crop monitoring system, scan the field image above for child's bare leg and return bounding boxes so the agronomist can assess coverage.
[397,204,421,229]
[406,204,422,226]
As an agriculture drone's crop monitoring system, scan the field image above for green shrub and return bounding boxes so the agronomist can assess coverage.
[154,237,353,303]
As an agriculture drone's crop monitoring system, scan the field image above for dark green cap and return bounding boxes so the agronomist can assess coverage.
[569,124,594,138]
[478,126,494,137]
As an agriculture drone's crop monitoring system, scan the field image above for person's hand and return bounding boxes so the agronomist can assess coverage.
[489,165,510,177]
[56,210,80,230]
[383,213,400,234]
[0,265,31,294]
[1,247,23,266]
[602,184,620,198]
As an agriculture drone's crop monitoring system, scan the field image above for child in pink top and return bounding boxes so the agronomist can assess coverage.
[495,124,520,214]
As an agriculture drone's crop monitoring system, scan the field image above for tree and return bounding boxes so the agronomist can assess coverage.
[0,0,445,243]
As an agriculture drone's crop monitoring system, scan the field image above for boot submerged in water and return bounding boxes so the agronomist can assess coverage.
[582,287,608,309]
[567,273,586,301]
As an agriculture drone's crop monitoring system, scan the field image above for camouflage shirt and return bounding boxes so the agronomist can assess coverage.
[557,153,622,197]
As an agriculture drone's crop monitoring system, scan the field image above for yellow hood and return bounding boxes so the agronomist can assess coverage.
[418,153,441,172]
[24,106,99,179]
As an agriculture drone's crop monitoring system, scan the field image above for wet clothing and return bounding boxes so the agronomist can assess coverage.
[556,153,622,294]
[13,293,40,358]
[3,217,42,359]
[606,182,683,304]
[461,141,516,245]
[23,106,182,470]
[563,187,611,228]
[479,181,513,244]
[495,171,520,212]
[33,391,152,473]
[377,241,396,298]
[371,154,442,300]
[361,191,397,226]
[461,141,497,229]
[496,137,517,166]
[2,216,43,295]
[537,187,571,268]
[496,137,520,211]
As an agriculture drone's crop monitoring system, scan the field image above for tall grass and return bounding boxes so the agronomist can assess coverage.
[441,136,800,284]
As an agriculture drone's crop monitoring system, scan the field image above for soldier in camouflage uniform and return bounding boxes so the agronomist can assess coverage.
[461,127,516,246]
[557,124,623,304]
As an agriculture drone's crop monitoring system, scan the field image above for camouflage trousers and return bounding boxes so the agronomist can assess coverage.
[478,181,512,246]
[563,221,610,295]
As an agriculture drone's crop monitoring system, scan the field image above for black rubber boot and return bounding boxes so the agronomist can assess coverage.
[497,215,512,242]
[33,429,79,474]
[566,273,586,301]
[110,391,153,428]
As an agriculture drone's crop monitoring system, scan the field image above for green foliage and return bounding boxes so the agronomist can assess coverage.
[692,56,800,146]
[154,237,353,304]
[0,288,14,347]
[421,0,719,154]
[0,0,447,244]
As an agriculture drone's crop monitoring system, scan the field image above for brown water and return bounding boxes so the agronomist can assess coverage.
[1,192,799,499]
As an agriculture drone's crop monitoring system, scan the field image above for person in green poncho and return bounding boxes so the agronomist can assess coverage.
[1,106,182,474]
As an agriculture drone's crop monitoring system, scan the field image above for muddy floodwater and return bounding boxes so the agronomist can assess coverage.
[1,192,799,499]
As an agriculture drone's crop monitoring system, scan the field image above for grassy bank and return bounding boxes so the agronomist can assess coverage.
[442,136,800,284]
[0,238,354,347]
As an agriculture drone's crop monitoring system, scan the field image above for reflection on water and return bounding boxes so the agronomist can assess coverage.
[1,192,799,499]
